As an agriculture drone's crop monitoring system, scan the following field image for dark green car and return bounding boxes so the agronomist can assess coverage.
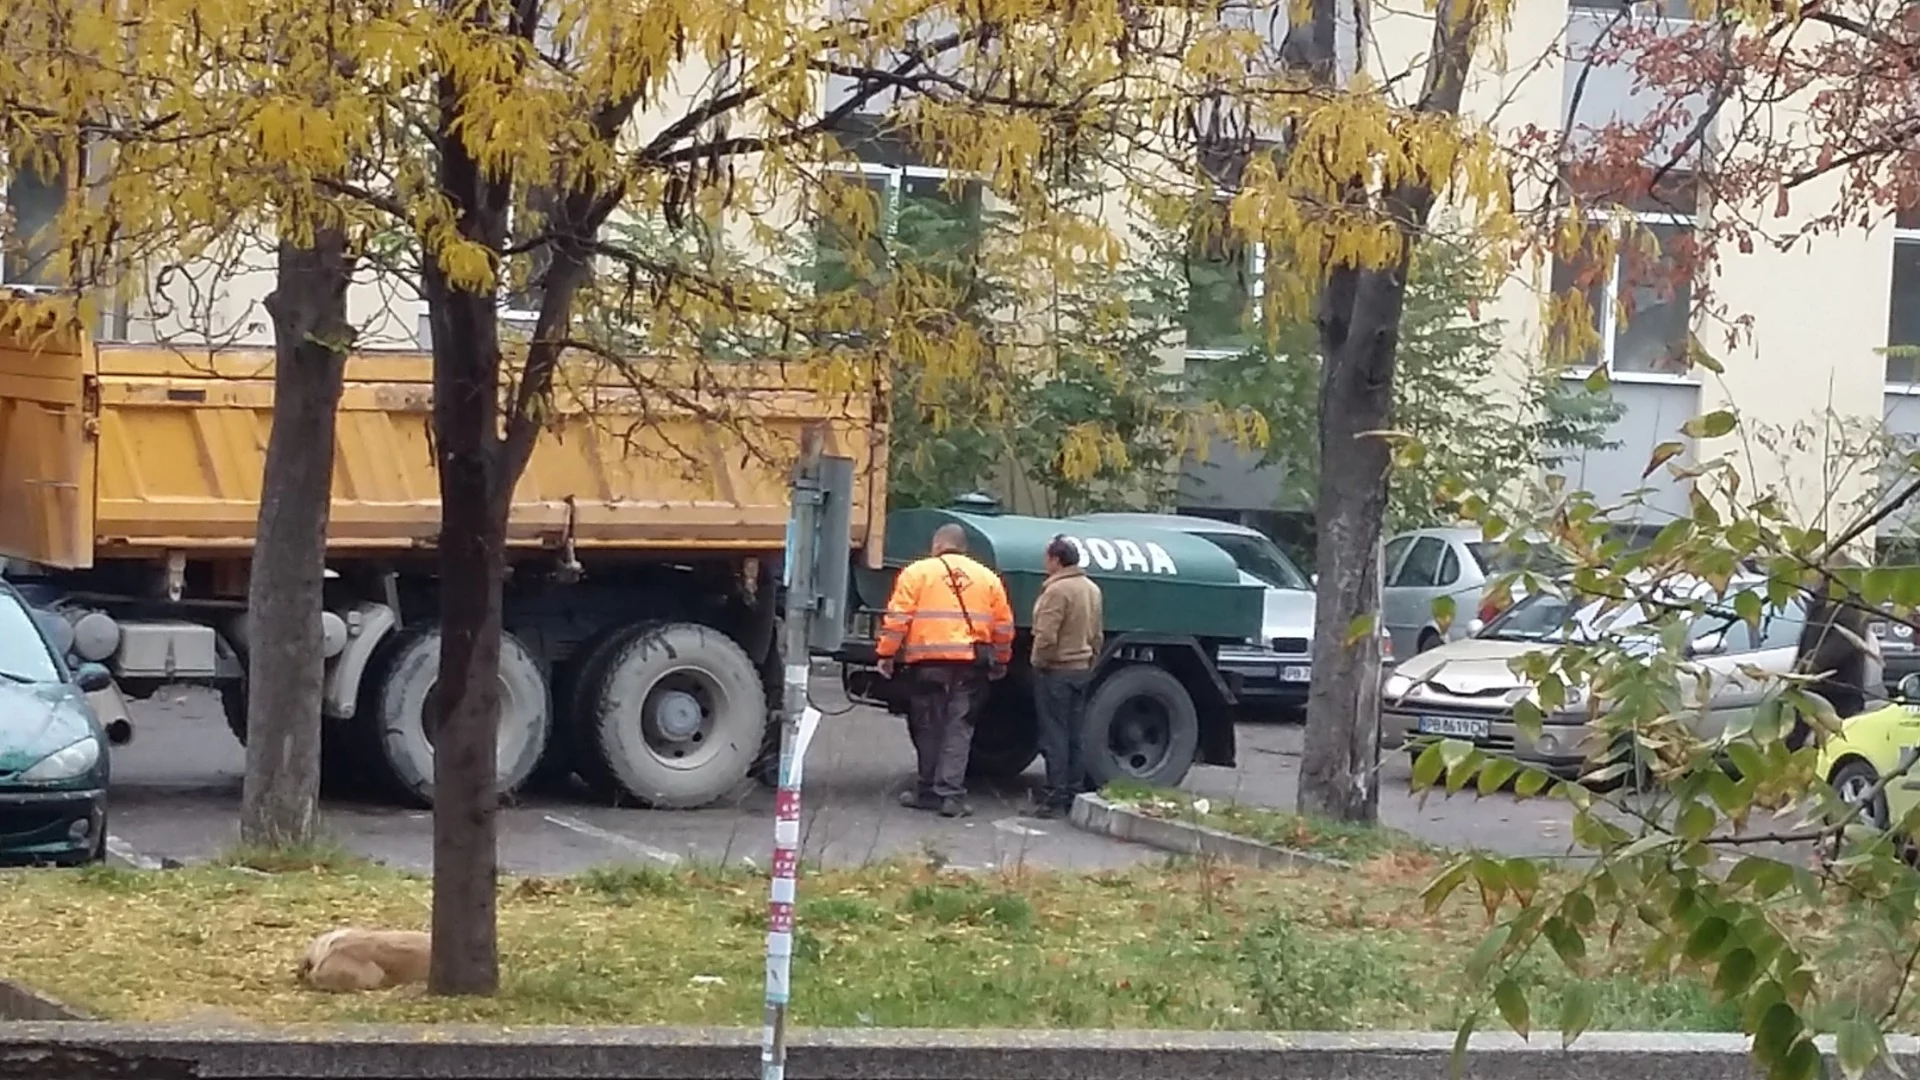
[0,580,114,866]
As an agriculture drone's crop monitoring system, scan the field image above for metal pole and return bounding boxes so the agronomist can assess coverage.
[762,428,824,1080]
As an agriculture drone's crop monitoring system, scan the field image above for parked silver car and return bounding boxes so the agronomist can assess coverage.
[1076,513,1388,713]
[1381,527,1565,659]
[1381,576,1881,777]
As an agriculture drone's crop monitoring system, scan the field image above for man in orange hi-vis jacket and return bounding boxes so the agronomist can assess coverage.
[875,523,1015,818]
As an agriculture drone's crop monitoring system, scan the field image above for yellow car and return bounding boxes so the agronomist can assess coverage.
[1817,681,1920,833]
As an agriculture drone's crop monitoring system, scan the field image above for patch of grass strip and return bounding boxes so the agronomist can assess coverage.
[0,856,1727,1032]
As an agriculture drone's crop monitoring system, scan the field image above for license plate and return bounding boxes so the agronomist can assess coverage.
[1418,715,1489,739]
[1281,665,1311,683]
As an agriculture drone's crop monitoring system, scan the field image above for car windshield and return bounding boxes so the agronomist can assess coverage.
[1468,540,1569,578]
[1482,584,1762,645]
[1197,532,1310,591]
[1480,591,1651,643]
[0,592,61,684]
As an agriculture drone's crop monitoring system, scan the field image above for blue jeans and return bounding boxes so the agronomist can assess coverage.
[1034,668,1092,807]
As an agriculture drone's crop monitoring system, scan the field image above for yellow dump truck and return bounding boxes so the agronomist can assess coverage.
[0,300,885,808]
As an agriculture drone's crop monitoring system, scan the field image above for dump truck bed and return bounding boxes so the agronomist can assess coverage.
[0,310,884,569]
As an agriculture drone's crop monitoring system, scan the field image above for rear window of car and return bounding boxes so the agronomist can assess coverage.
[1196,532,1310,591]
[1468,541,1568,578]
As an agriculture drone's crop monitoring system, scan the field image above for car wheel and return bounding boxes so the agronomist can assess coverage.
[1417,630,1443,654]
[1830,758,1890,831]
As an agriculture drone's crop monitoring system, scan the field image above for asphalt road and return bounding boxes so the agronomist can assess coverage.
[101,674,1594,875]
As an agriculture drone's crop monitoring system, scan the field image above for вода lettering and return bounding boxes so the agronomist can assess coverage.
[1058,535,1180,576]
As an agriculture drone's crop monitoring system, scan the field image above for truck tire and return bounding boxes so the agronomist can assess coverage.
[221,679,248,745]
[362,629,552,807]
[531,626,628,794]
[579,621,766,809]
[1080,664,1200,789]
[222,676,371,795]
[967,679,1039,782]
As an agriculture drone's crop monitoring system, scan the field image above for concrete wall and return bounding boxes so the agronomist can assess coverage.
[0,1023,1912,1080]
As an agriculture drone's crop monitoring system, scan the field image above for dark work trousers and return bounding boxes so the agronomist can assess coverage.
[1034,668,1093,808]
[906,663,986,799]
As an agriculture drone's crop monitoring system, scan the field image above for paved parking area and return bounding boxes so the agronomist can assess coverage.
[102,675,1597,875]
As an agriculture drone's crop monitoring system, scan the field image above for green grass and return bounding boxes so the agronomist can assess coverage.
[0,852,1739,1032]
[1100,781,1431,863]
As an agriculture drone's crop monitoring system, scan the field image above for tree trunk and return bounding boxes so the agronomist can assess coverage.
[424,275,508,996]
[1294,0,1483,825]
[422,72,513,992]
[238,229,354,849]
[1298,264,1408,823]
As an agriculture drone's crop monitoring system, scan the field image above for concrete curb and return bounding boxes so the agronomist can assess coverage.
[1068,793,1350,871]
[0,1023,1911,1080]
[0,981,90,1022]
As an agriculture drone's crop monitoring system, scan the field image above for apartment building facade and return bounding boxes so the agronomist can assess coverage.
[3,0,1906,554]
[1181,0,1916,557]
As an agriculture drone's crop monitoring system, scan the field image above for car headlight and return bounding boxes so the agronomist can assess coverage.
[19,737,101,782]
[1384,673,1413,699]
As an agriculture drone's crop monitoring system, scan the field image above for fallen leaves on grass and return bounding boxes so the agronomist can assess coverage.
[0,855,1717,1033]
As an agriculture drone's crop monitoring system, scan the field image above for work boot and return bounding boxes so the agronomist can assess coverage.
[939,797,973,819]
[898,789,940,812]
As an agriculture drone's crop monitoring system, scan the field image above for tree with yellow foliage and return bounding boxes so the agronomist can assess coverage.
[0,0,391,853]
[2,0,1531,992]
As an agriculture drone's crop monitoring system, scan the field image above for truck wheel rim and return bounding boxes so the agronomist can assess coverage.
[1110,696,1172,776]
[420,675,518,768]
[641,672,718,769]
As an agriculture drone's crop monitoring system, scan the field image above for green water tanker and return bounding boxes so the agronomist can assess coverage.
[840,508,1265,788]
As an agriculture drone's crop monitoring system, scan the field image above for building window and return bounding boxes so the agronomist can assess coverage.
[1184,201,1266,357]
[1567,0,1696,18]
[814,163,984,300]
[1549,171,1698,378]
[3,150,67,288]
[1888,206,1920,386]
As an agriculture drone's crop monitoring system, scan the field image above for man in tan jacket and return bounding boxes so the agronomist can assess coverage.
[1029,535,1104,817]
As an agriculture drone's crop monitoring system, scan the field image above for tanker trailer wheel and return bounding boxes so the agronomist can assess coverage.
[579,621,766,809]
[967,676,1039,783]
[1080,664,1201,789]
[359,629,552,807]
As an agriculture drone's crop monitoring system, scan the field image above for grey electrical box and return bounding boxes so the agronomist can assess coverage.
[807,454,856,655]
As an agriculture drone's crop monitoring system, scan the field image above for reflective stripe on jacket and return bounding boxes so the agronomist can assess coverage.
[875,553,1016,665]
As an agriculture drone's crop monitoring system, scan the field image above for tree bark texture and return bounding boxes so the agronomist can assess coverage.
[424,68,514,997]
[238,230,354,850]
[1298,264,1404,823]
[1295,0,1484,823]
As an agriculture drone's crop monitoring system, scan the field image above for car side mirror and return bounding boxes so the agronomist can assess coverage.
[1688,631,1727,658]
[1899,672,1920,703]
[73,662,112,694]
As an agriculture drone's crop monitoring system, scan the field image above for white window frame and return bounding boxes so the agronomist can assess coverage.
[820,160,973,246]
[1567,0,1698,22]
[1184,188,1267,361]
[1888,218,1920,395]
[498,202,545,328]
[1557,199,1700,387]
[813,160,985,302]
